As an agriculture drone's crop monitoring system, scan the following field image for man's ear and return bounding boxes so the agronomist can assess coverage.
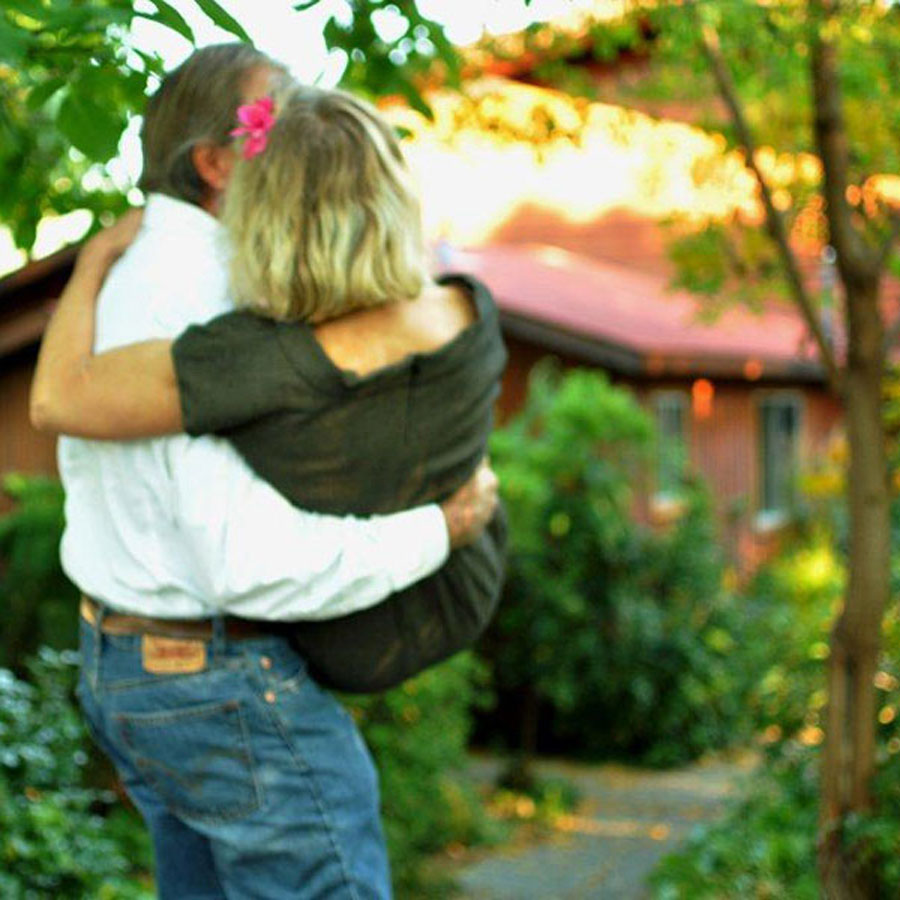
[191,143,236,195]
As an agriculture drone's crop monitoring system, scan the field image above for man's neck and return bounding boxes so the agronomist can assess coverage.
[200,192,221,217]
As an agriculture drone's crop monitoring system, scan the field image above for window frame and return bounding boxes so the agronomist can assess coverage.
[651,388,691,504]
[755,390,804,529]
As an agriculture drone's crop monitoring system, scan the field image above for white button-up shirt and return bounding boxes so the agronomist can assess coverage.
[58,194,449,620]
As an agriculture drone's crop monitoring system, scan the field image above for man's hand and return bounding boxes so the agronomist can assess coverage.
[440,459,500,549]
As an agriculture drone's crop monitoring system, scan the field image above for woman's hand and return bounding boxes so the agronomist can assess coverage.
[78,208,144,275]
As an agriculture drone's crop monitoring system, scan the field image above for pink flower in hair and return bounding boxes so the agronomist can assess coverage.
[230,96,275,160]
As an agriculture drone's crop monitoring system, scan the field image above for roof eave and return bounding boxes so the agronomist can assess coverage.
[500,310,828,385]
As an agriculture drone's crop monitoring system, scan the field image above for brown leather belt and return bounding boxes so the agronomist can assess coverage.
[80,596,274,641]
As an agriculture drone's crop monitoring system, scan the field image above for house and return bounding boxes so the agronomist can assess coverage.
[0,245,74,508]
[439,241,843,568]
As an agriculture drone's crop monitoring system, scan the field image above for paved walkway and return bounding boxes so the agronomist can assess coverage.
[453,753,756,900]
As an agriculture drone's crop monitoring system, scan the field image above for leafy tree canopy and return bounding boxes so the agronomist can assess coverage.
[636,0,900,304]
[0,0,468,256]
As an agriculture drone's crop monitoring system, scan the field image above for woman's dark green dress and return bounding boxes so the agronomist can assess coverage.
[172,274,508,692]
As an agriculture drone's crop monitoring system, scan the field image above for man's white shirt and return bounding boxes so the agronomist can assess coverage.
[58,194,449,620]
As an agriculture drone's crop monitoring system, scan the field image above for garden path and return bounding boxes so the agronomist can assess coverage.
[453,752,757,899]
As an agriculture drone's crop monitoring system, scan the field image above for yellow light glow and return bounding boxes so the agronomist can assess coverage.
[798,726,825,746]
[387,79,762,246]
[386,77,896,253]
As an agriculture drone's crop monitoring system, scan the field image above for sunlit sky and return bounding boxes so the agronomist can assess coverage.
[1,0,607,275]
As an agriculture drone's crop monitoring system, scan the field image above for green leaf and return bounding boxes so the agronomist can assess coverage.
[2,0,49,21]
[139,0,196,44]
[396,78,433,121]
[57,91,125,161]
[0,18,30,64]
[293,0,321,10]
[191,0,253,44]
[27,78,67,111]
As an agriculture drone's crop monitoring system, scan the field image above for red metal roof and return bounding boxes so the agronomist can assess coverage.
[440,242,826,381]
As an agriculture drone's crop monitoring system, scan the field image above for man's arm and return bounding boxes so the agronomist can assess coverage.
[166,434,498,620]
[290,505,507,692]
[31,211,184,439]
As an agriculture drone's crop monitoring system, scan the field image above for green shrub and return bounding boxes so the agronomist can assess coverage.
[650,744,821,900]
[347,653,499,898]
[0,475,79,670]
[650,736,900,899]
[482,364,755,765]
[0,649,153,899]
[737,532,844,741]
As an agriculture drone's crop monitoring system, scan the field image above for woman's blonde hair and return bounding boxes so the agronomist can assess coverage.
[222,86,427,322]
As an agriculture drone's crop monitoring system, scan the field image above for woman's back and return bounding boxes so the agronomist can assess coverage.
[173,274,507,516]
[314,280,476,376]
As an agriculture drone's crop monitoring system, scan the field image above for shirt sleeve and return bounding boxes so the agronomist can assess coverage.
[173,312,302,436]
[165,434,450,620]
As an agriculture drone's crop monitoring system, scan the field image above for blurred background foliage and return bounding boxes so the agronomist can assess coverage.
[482,364,752,768]
[0,0,464,255]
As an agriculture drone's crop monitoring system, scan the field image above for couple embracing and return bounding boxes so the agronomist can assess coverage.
[31,43,507,899]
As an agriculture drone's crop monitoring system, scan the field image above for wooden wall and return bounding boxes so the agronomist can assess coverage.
[498,333,842,571]
[0,348,58,512]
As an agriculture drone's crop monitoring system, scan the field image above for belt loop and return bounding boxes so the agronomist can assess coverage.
[83,596,106,693]
[212,615,227,658]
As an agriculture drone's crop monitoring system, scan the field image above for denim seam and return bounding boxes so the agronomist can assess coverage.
[113,698,240,726]
[263,700,363,900]
[100,659,247,694]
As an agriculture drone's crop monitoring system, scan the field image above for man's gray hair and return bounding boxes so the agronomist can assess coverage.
[139,43,289,206]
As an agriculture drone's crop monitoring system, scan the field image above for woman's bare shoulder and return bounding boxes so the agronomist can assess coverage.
[313,280,477,376]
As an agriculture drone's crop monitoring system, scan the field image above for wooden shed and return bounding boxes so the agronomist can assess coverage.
[0,246,74,509]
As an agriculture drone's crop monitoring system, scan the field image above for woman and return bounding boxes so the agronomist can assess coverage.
[33,85,508,694]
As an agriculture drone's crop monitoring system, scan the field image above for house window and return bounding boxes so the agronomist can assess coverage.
[759,395,801,519]
[654,391,689,498]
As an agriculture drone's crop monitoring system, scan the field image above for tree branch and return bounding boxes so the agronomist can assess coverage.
[809,0,878,286]
[691,8,843,393]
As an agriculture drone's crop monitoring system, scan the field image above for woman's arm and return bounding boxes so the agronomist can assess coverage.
[30,211,184,439]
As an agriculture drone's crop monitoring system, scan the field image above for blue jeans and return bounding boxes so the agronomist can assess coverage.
[77,614,391,900]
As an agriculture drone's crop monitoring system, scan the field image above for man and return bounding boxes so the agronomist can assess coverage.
[38,45,497,899]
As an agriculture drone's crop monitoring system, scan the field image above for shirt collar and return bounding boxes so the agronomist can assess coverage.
[143,193,223,240]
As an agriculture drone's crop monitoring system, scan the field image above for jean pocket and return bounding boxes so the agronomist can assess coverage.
[113,699,263,824]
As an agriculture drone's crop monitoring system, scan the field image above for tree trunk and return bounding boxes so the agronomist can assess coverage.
[819,282,890,899]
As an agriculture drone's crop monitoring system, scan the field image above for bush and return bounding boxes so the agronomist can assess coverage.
[737,531,844,742]
[650,734,900,899]
[650,744,821,900]
[347,653,498,898]
[0,475,79,671]
[0,649,153,899]
[481,364,757,765]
